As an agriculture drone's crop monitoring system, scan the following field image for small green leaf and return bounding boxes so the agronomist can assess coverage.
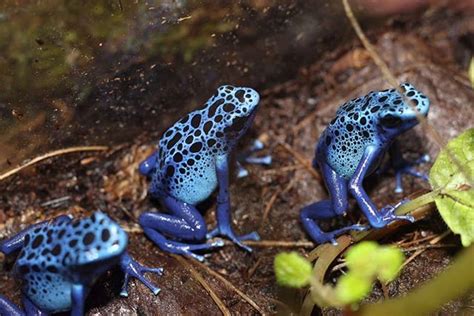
[274,252,312,288]
[345,241,379,278]
[429,129,474,246]
[336,273,372,305]
[376,247,405,283]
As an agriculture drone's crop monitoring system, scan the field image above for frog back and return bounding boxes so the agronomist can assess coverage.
[317,93,380,179]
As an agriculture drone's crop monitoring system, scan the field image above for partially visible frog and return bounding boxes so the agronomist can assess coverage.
[139,85,263,261]
[0,212,162,316]
[301,83,431,244]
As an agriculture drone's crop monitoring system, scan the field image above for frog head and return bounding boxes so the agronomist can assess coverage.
[71,212,128,269]
[376,83,430,140]
[213,85,260,140]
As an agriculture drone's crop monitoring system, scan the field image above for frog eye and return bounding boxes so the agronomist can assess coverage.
[380,114,402,128]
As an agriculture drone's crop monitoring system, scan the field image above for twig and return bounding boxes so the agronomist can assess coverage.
[172,255,231,316]
[277,142,321,181]
[341,0,473,187]
[259,189,282,230]
[401,230,451,268]
[0,146,108,181]
[40,196,71,208]
[192,259,266,315]
[223,240,314,248]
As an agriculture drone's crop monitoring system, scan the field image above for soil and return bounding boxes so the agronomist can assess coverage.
[1,8,473,316]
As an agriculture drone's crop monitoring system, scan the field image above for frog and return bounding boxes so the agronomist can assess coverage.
[139,85,264,261]
[0,212,163,316]
[301,83,431,245]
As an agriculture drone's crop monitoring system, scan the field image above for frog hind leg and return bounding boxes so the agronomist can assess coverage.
[139,195,224,262]
[300,162,367,245]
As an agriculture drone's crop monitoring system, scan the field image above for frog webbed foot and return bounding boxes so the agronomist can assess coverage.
[206,228,260,252]
[120,252,163,297]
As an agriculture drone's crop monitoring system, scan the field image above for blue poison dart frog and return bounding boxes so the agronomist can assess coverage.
[0,212,163,316]
[139,85,269,261]
[301,83,431,245]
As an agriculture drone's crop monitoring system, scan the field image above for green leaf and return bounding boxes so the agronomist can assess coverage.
[336,273,372,305]
[376,247,405,283]
[429,129,474,247]
[345,241,379,278]
[469,58,474,89]
[274,252,312,288]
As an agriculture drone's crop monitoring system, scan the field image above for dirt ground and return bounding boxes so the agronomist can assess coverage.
[1,9,473,316]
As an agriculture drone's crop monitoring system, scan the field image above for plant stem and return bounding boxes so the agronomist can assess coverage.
[359,245,474,316]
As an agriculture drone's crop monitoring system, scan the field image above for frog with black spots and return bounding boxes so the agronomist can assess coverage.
[0,212,162,316]
[139,85,265,261]
[301,83,431,245]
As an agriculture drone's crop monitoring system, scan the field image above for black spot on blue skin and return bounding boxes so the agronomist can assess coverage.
[83,233,95,246]
[69,239,78,247]
[346,105,355,112]
[164,129,173,138]
[330,117,337,125]
[32,235,43,249]
[58,230,66,238]
[360,117,367,125]
[394,99,402,104]
[413,99,419,105]
[214,115,223,123]
[363,131,370,138]
[226,95,232,101]
[370,106,380,113]
[180,115,189,124]
[46,266,58,273]
[166,166,175,177]
[51,245,61,256]
[173,153,183,162]
[191,114,201,128]
[223,103,235,112]
[188,159,195,166]
[407,91,415,97]
[101,229,110,242]
[225,116,247,133]
[27,253,35,260]
[216,131,224,138]
[378,96,388,102]
[179,168,186,174]
[24,234,31,245]
[194,130,202,137]
[340,117,345,123]
[167,132,182,149]
[208,99,224,117]
[185,135,194,144]
[207,139,216,147]
[346,124,354,132]
[203,121,213,133]
[190,142,203,153]
[353,113,359,120]
[235,90,245,103]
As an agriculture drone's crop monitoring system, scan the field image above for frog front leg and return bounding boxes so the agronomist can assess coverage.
[206,155,260,252]
[139,151,158,177]
[139,195,224,261]
[0,294,24,316]
[300,162,368,245]
[71,284,85,316]
[389,140,430,193]
[349,146,415,227]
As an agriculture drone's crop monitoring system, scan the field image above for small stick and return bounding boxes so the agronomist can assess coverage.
[223,240,314,248]
[259,189,282,230]
[192,259,266,315]
[0,146,108,181]
[172,255,231,316]
[277,142,321,181]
